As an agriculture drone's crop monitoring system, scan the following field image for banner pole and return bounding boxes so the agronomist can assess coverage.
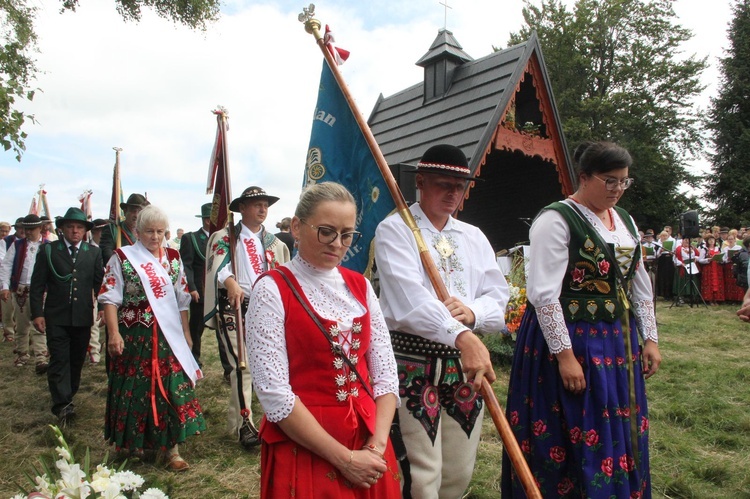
[300,6,540,498]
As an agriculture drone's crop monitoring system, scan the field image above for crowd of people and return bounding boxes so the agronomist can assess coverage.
[642,224,749,306]
[0,140,747,497]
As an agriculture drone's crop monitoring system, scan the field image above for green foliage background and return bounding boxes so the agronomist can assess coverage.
[507,0,708,231]
[706,0,750,227]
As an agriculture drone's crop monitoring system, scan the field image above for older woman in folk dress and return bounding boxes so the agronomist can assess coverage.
[99,206,205,471]
[246,182,400,498]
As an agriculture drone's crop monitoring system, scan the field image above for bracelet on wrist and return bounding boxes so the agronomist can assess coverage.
[362,443,384,459]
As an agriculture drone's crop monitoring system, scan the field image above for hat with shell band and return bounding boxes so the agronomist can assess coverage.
[229,186,280,212]
[404,144,481,181]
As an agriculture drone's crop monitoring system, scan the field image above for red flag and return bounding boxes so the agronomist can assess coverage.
[324,25,349,65]
[28,195,38,216]
[206,108,232,234]
[79,190,93,221]
[37,187,50,219]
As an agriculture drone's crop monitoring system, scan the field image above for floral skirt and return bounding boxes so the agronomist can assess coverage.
[501,308,651,499]
[105,323,206,452]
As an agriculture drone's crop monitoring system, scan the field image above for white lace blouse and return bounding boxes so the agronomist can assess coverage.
[527,199,658,354]
[246,255,399,423]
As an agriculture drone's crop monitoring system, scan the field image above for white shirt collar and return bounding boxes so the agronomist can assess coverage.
[63,238,81,250]
[413,203,462,233]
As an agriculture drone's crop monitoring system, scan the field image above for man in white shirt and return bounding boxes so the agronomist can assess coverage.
[204,186,291,450]
[642,229,658,297]
[0,214,49,371]
[375,144,509,498]
[1,217,24,343]
[168,228,184,250]
[86,218,110,364]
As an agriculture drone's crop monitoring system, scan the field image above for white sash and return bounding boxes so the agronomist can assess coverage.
[121,242,203,385]
[238,228,265,288]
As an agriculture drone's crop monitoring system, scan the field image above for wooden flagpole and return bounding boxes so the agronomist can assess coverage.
[300,6,540,497]
[113,147,123,249]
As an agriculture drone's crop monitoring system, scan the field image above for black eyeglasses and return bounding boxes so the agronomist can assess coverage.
[592,174,634,191]
[302,222,362,247]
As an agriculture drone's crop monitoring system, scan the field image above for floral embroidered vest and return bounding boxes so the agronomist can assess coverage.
[259,266,377,444]
[114,247,182,328]
[546,202,640,324]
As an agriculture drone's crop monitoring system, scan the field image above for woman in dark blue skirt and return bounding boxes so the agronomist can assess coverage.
[502,142,661,498]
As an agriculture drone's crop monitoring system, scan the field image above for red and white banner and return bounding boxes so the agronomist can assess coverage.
[206,108,231,234]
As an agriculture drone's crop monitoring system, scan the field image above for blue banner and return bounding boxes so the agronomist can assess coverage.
[303,61,396,274]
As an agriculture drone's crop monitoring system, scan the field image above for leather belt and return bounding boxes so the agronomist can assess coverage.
[390,330,460,357]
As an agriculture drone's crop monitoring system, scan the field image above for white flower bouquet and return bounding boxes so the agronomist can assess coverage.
[13,425,169,499]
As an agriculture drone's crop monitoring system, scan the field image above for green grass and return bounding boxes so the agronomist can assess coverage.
[2,300,749,497]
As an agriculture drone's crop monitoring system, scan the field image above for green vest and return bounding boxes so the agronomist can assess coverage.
[545,201,641,324]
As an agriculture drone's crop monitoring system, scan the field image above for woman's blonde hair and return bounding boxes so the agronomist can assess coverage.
[295,182,356,221]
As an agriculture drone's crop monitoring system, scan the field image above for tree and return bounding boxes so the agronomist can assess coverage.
[0,0,220,161]
[1,0,38,161]
[507,0,707,230]
[706,0,750,227]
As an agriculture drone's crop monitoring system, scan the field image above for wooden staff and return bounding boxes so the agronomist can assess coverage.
[300,7,540,498]
[113,147,123,249]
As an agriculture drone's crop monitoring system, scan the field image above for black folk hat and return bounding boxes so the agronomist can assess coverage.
[21,214,43,228]
[120,193,150,211]
[92,218,110,230]
[197,203,212,218]
[229,186,280,212]
[404,144,481,181]
[55,207,94,231]
[13,217,24,228]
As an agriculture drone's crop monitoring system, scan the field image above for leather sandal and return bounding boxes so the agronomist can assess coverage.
[166,454,190,472]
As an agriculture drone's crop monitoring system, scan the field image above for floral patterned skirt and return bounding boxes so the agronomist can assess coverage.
[105,323,206,452]
[501,308,651,499]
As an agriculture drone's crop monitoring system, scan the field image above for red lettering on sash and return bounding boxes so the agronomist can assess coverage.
[140,262,168,299]
[243,237,264,275]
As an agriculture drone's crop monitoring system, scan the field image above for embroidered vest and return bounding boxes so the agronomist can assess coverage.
[114,247,182,328]
[10,238,48,291]
[259,266,377,444]
[546,202,640,324]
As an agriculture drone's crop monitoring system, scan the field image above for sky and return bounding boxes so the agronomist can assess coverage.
[0,0,735,236]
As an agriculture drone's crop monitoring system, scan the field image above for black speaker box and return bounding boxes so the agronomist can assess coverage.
[680,210,700,239]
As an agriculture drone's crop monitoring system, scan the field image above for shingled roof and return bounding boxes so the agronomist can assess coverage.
[368,29,575,250]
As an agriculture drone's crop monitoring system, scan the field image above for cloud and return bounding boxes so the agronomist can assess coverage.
[0,0,731,230]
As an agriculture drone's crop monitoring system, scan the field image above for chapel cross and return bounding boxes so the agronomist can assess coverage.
[439,0,452,30]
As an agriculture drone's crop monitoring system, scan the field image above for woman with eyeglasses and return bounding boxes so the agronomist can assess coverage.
[245,182,401,497]
[502,141,661,499]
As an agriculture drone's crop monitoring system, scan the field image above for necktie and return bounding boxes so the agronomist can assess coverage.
[70,245,77,263]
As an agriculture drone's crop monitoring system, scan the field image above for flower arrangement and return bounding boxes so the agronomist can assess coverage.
[14,425,169,499]
[520,121,540,137]
[504,248,528,334]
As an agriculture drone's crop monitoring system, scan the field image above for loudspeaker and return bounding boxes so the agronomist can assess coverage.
[679,210,700,239]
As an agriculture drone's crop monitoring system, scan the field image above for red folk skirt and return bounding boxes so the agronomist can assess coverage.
[700,261,725,302]
[723,263,745,302]
[260,406,401,499]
